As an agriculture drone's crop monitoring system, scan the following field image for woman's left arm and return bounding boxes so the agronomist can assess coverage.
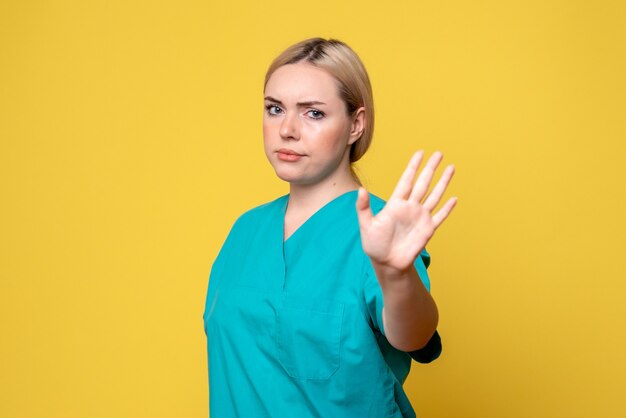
[356,150,457,352]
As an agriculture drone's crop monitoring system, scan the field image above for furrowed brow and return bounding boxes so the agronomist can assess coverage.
[264,96,326,107]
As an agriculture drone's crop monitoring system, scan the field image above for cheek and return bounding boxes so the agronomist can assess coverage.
[262,122,274,144]
[308,123,349,153]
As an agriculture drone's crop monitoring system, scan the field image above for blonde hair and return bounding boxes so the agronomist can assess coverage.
[263,37,374,185]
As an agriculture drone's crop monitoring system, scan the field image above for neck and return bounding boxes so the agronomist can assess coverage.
[287,169,359,213]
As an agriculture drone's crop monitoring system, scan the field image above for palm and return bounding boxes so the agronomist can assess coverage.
[356,150,457,272]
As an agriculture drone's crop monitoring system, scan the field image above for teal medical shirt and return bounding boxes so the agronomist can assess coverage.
[203,190,440,418]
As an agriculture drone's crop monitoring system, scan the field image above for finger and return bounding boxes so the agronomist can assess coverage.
[409,150,443,203]
[355,187,374,229]
[423,164,455,212]
[389,150,425,201]
[432,196,458,229]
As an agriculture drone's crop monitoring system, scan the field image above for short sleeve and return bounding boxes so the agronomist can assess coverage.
[202,215,244,334]
[362,247,442,363]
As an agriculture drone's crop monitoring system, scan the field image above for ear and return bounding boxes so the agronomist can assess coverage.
[348,107,366,145]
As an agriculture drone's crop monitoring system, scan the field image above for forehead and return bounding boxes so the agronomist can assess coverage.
[265,63,341,103]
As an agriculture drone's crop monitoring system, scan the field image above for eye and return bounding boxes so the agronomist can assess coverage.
[307,109,325,119]
[265,104,282,116]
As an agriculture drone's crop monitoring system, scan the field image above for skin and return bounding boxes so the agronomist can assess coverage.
[263,62,364,239]
[357,151,457,350]
[263,61,458,352]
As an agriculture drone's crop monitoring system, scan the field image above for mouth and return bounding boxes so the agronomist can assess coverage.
[277,148,304,156]
[276,148,305,162]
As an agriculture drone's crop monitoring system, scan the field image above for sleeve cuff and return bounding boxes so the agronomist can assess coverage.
[408,330,442,363]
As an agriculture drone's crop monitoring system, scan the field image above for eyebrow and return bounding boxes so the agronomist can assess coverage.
[264,96,327,107]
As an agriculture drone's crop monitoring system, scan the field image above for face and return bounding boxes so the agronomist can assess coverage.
[263,62,364,186]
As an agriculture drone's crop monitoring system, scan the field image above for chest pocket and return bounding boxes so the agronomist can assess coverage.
[275,297,344,380]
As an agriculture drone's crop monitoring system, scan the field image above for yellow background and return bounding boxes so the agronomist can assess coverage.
[1,0,625,417]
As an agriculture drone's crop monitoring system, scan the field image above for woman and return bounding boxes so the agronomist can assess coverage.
[203,37,457,418]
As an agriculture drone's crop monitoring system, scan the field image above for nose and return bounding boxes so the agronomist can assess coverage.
[279,111,300,141]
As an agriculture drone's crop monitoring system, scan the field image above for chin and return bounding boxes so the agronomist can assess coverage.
[272,167,314,185]
[274,170,306,184]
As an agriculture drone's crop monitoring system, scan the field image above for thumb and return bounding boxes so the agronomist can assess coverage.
[355,187,373,230]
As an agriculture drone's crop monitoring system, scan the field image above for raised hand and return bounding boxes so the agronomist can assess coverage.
[356,150,457,274]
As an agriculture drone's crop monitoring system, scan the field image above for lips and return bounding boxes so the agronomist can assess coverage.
[277,148,304,156]
[276,148,305,162]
